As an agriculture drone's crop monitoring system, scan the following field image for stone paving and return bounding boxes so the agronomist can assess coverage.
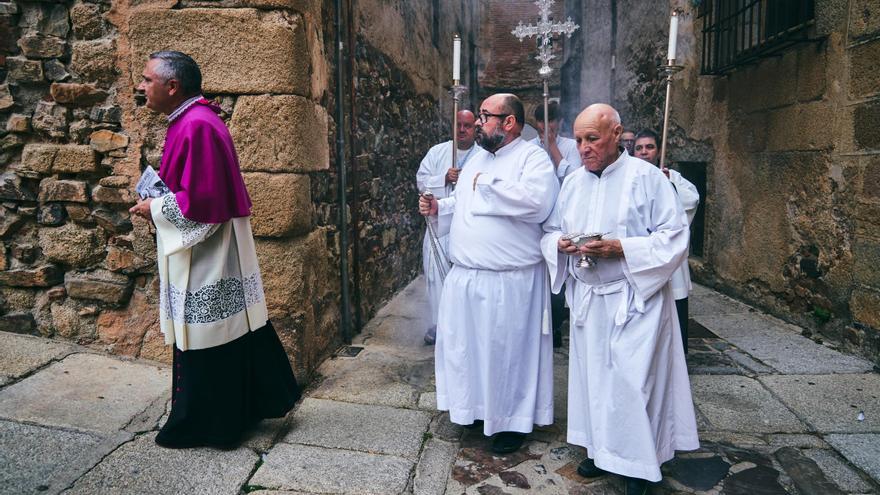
[0,279,879,494]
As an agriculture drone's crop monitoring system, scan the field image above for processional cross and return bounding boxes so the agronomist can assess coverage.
[511,0,579,149]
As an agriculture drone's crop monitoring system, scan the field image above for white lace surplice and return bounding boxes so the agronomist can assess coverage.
[151,193,268,351]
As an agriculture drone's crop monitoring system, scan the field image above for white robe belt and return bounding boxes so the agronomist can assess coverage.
[567,277,645,366]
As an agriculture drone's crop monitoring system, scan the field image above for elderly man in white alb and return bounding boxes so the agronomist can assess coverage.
[420,93,559,455]
[416,109,479,345]
[541,104,699,495]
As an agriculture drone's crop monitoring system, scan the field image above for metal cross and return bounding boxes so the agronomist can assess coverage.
[511,0,579,77]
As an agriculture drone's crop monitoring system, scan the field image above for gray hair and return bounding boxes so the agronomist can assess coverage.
[149,51,202,96]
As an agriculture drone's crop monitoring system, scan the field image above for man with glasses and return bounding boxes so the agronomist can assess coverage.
[419,93,559,455]
[416,110,479,345]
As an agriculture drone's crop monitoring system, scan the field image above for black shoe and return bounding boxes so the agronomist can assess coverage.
[624,477,650,495]
[491,431,526,454]
[576,457,606,478]
[423,327,436,345]
[463,419,484,430]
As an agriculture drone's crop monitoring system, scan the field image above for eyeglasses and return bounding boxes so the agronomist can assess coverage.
[478,112,510,124]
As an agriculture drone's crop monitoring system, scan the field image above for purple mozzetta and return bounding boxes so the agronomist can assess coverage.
[159,98,252,224]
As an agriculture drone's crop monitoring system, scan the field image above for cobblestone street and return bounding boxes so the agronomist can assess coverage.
[1,278,879,494]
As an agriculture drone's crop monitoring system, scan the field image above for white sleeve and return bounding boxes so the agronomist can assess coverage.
[470,149,560,223]
[150,193,221,256]
[619,174,690,303]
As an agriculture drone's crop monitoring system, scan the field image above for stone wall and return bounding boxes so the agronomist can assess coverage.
[572,0,880,364]
[0,0,467,376]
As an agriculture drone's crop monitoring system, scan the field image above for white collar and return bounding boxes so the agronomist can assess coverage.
[167,95,205,123]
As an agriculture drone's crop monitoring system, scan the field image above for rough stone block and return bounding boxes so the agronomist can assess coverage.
[824,434,880,485]
[851,288,880,329]
[70,2,103,39]
[37,203,66,225]
[0,421,119,495]
[19,2,69,37]
[92,208,132,233]
[38,178,89,203]
[0,332,75,379]
[0,84,14,111]
[0,313,37,334]
[129,9,309,95]
[50,301,95,339]
[98,176,129,188]
[255,229,327,314]
[21,144,56,174]
[243,172,312,237]
[6,114,30,133]
[89,130,129,152]
[0,265,63,287]
[96,290,157,356]
[53,145,98,173]
[766,102,835,151]
[50,83,108,106]
[283,398,430,459]
[17,34,65,59]
[67,433,257,494]
[32,101,70,139]
[796,47,827,102]
[70,39,117,85]
[760,374,880,433]
[854,100,880,150]
[6,56,44,83]
[231,95,328,172]
[853,240,880,287]
[249,443,412,494]
[0,2,18,14]
[0,134,24,154]
[91,185,135,204]
[39,223,104,266]
[850,0,880,39]
[65,269,133,304]
[0,173,37,202]
[864,156,880,199]
[43,59,70,82]
[179,0,317,14]
[690,375,807,433]
[0,214,24,238]
[850,39,880,98]
[0,353,169,433]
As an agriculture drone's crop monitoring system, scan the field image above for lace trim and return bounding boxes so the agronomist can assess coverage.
[160,272,265,324]
[161,194,219,247]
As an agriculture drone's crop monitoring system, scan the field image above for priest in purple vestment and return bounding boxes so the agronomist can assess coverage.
[130,51,300,449]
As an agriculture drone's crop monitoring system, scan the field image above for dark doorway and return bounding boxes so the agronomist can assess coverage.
[676,162,707,258]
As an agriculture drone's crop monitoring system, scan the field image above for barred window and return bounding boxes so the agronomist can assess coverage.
[700,0,816,75]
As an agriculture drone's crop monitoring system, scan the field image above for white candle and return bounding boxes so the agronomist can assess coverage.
[667,12,679,62]
[453,35,461,81]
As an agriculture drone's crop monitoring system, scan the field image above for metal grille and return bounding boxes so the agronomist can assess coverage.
[700,0,815,75]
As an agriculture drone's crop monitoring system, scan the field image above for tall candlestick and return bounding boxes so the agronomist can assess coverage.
[453,35,461,81]
[667,11,679,62]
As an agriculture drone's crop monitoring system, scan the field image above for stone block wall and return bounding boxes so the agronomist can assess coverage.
[0,0,471,377]
[567,0,880,364]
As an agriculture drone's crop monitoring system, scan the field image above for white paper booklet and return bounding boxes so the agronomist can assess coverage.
[135,166,170,199]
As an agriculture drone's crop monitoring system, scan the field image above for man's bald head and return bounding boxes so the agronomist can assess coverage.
[573,103,624,173]
[456,109,477,149]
